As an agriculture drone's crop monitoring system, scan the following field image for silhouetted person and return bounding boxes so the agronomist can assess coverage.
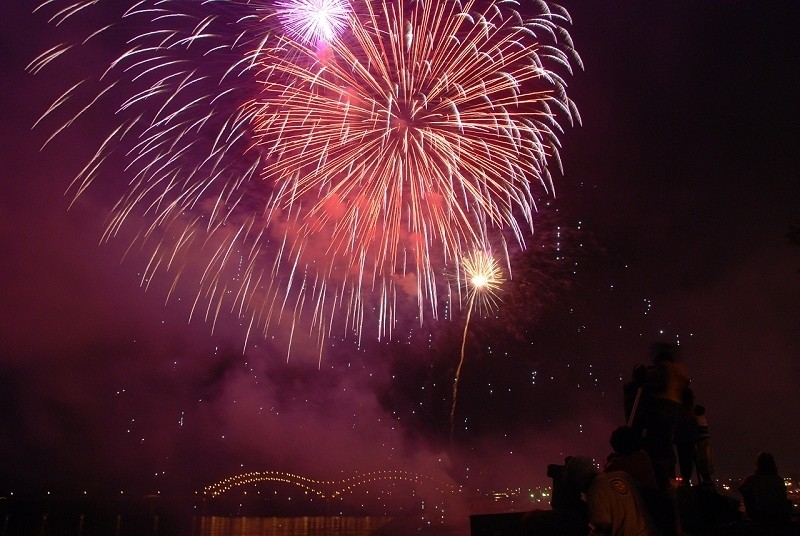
[604,426,658,490]
[604,426,675,536]
[549,456,585,511]
[738,452,791,524]
[692,404,714,487]
[522,457,587,535]
[565,456,657,536]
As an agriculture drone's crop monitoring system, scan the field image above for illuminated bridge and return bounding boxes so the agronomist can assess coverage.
[203,470,462,500]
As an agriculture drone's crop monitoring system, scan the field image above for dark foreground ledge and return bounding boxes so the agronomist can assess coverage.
[469,487,800,536]
[470,512,800,536]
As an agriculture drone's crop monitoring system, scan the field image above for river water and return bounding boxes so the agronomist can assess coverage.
[195,516,393,536]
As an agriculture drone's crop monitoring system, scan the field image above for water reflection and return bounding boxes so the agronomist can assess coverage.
[196,516,393,536]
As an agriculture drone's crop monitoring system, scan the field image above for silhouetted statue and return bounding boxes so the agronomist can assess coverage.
[692,404,714,487]
[673,387,696,486]
[623,364,648,434]
[641,342,688,492]
[738,452,792,524]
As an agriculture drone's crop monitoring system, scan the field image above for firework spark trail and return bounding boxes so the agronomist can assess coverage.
[30,0,580,359]
[449,250,503,440]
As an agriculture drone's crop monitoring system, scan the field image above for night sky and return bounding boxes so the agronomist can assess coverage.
[1,0,799,516]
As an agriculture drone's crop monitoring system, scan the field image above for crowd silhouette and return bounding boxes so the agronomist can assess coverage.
[521,342,794,536]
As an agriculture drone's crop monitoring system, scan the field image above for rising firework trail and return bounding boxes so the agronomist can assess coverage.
[29,0,580,360]
[450,250,503,439]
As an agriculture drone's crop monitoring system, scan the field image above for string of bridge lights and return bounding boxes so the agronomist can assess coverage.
[203,470,462,499]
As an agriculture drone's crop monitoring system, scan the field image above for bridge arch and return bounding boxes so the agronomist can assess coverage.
[203,470,461,499]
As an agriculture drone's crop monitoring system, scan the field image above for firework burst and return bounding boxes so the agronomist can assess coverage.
[30,0,580,359]
[276,0,352,44]
[450,249,504,438]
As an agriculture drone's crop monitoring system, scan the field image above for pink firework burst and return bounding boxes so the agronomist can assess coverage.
[29,0,580,359]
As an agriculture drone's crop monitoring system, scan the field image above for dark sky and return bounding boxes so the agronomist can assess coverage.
[1,0,799,515]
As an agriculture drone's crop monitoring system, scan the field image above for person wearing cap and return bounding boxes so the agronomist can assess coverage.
[566,456,657,536]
